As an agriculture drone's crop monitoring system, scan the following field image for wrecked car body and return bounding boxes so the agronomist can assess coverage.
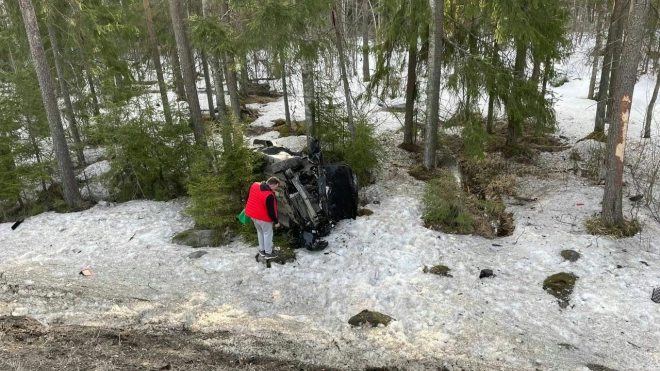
[254,139,358,250]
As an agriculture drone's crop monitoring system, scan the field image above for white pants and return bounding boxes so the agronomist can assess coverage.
[253,219,274,254]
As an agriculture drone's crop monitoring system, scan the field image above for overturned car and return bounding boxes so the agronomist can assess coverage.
[253,138,358,250]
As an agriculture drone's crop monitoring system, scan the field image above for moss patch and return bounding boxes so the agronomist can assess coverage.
[543,272,578,308]
[408,165,444,181]
[577,131,608,143]
[585,216,641,238]
[586,364,619,371]
[273,120,306,137]
[561,250,581,262]
[348,310,394,327]
[357,208,373,216]
[423,265,452,277]
[421,170,514,238]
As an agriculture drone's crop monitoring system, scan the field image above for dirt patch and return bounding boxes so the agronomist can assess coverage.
[244,125,273,136]
[0,316,337,371]
[243,95,281,105]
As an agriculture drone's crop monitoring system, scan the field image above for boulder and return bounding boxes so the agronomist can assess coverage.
[173,229,218,248]
[543,272,578,308]
[561,250,581,262]
[348,310,394,327]
[423,265,452,277]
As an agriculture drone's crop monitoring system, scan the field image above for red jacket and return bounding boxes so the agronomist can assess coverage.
[245,182,278,222]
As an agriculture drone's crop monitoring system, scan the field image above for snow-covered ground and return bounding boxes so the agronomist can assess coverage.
[2,45,660,371]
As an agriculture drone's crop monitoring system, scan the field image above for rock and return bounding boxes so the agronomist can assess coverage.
[11,307,28,316]
[479,269,494,279]
[423,265,452,277]
[586,364,619,371]
[560,250,581,262]
[348,310,394,327]
[187,250,208,259]
[543,272,578,308]
[357,208,374,217]
[173,229,220,248]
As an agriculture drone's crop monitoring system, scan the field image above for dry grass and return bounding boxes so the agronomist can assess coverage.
[584,216,641,238]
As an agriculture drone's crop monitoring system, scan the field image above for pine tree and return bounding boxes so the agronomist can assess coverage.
[601,0,650,227]
[167,0,206,145]
[424,0,443,169]
[18,0,81,208]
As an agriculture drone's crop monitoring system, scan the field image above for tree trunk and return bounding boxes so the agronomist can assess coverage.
[403,41,418,146]
[506,41,527,147]
[595,0,626,132]
[362,0,370,82]
[224,54,241,120]
[302,61,315,148]
[643,72,660,138]
[487,41,500,134]
[588,2,605,100]
[424,0,443,169]
[18,0,81,207]
[541,56,551,97]
[606,0,627,124]
[170,47,187,101]
[143,0,173,126]
[530,54,541,86]
[167,0,206,145]
[86,71,100,115]
[333,3,355,142]
[280,53,292,128]
[201,51,215,120]
[221,2,240,120]
[602,0,650,226]
[46,22,85,166]
[211,57,226,123]
[239,60,249,97]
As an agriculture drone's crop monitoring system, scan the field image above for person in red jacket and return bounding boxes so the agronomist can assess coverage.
[244,177,281,259]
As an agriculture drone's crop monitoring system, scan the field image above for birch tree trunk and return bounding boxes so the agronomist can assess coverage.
[224,54,241,120]
[602,0,650,226]
[588,3,605,100]
[362,0,370,82]
[643,70,660,138]
[18,0,81,207]
[167,0,206,145]
[211,58,226,123]
[143,0,173,126]
[280,53,292,128]
[424,0,444,169]
[201,51,215,120]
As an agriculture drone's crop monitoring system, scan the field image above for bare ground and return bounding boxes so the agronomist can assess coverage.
[0,316,338,371]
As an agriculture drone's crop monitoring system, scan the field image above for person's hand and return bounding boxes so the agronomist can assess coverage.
[275,223,280,228]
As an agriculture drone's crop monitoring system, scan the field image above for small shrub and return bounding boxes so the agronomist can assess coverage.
[409,165,443,181]
[421,169,513,238]
[422,171,476,234]
[550,74,570,88]
[583,143,606,182]
[585,216,641,238]
[102,110,194,201]
[343,119,383,186]
[186,120,261,230]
